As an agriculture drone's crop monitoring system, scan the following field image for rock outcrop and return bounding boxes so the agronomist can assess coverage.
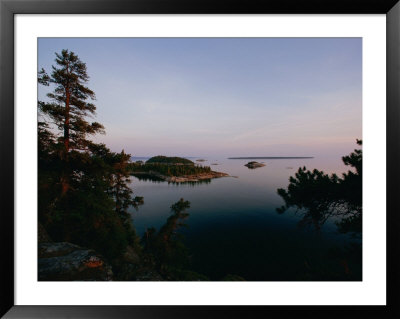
[244,161,266,169]
[166,171,229,182]
[38,242,113,281]
[132,170,229,183]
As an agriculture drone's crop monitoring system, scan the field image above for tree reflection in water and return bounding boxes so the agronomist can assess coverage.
[132,173,212,186]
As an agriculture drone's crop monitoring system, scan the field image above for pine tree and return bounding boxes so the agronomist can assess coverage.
[277,140,362,233]
[109,150,138,216]
[38,49,104,194]
[38,49,145,262]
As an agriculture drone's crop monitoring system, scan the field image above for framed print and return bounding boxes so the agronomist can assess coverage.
[1,0,400,318]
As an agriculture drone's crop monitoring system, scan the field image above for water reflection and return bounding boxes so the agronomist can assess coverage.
[132,173,212,185]
[131,173,164,182]
[167,179,212,186]
[129,153,361,281]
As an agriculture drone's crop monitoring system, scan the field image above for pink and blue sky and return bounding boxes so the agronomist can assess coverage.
[38,38,362,158]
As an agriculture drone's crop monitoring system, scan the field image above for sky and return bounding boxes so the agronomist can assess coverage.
[38,38,362,158]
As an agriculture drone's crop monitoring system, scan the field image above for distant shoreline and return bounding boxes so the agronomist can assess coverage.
[132,170,229,183]
[228,157,314,159]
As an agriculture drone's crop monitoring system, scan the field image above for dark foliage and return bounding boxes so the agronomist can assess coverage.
[38,50,208,281]
[38,50,141,261]
[146,155,194,165]
[141,199,191,278]
[277,140,362,234]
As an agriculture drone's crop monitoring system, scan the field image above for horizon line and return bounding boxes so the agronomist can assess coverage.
[130,155,315,159]
[227,156,314,159]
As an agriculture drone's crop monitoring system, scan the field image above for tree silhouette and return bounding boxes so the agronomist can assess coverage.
[277,140,362,233]
[38,50,142,258]
[38,49,104,195]
[141,199,191,278]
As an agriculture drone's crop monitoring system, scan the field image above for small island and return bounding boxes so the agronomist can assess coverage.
[245,161,266,169]
[129,155,229,183]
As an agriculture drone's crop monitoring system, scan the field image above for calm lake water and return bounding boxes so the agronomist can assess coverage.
[129,157,361,281]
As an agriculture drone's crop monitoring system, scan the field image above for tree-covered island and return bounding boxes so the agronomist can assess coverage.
[129,155,229,183]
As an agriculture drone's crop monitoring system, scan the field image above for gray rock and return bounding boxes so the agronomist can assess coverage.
[38,242,113,281]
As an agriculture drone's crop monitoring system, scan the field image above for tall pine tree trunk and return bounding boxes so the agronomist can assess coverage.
[61,83,70,196]
[62,82,71,240]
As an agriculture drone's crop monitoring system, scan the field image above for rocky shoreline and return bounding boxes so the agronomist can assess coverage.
[132,170,229,183]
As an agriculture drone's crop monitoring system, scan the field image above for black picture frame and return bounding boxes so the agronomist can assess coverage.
[1,0,399,318]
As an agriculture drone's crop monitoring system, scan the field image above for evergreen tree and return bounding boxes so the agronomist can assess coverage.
[277,140,362,234]
[106,149,143,217]
[142,199,191,278]
[38,50,142,259]
[38,49,104,195]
